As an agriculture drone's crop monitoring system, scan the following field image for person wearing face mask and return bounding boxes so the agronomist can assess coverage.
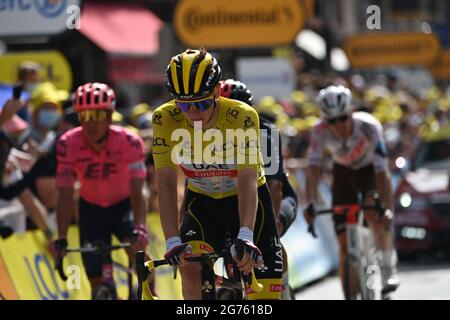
[16,83,67,224]
[18,82,66,152]
[16,61,42,122]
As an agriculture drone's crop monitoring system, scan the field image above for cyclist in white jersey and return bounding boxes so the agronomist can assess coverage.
[303,85,400,297]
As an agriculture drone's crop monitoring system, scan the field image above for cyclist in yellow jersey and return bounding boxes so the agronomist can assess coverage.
[153,48,283,300]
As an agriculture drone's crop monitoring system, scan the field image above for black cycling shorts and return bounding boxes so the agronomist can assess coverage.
[180,183,283,300]
[332,163,376,234]
[78,197,134,278]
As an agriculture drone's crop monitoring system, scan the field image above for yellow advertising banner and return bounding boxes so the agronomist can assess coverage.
[0,254,19,300]
[0,213,182,300]
[430,50,450,80]
[0,51,72,91]
[344,32,442,68]
[301,0,315,21]
[174,0,305,48]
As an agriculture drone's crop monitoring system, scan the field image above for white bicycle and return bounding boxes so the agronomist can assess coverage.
[307,196,385,300]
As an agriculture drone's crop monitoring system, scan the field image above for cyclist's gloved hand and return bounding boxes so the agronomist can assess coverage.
[230,227,263,273]
[132,223,148,249]
[381,209,394,225]
[164,236,191,266]
[53,238,68,260]
[303,202,316,225]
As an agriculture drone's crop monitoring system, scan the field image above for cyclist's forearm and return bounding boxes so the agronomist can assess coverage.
[156,169,179,239]
[375,170,394,211]
[237,169,258,231]
[130,178,148,226]
[267,179,282,218]
[305,165,321,204]
[57,188,75,238]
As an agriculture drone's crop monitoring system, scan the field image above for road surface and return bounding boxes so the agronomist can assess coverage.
[295,255,450,300]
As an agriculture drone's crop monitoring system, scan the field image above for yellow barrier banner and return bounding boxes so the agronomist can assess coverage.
[0,254,19,300]
[0,51,72,91]
[0,213,183,300]
[146,213,183,300]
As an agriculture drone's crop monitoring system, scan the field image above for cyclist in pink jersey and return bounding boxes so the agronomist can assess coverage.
[54,82,150,299]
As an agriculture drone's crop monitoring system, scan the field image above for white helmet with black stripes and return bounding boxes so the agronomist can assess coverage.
[317,85,353,120]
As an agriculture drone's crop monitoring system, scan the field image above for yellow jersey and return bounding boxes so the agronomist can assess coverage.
[152,97,266,199]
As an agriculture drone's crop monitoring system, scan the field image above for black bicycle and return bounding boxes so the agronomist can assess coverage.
[135,238,263,300]
[55,241,133,300]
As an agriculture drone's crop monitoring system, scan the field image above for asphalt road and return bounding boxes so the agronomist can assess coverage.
[295,254,450,300]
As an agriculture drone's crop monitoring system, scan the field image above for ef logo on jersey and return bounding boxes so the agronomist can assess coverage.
[84,162,117,179]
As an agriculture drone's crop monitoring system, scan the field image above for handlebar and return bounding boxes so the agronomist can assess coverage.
[307,194,385,238]
[135,250,263,300]
[55,242,131,281]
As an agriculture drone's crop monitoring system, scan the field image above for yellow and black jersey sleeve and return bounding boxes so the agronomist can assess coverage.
[151,102,181,169]
[219,98,266,186]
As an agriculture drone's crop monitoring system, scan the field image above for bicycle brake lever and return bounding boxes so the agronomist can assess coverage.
[308,224,318,238]
[249,270,264,293]
[55,258,68,281]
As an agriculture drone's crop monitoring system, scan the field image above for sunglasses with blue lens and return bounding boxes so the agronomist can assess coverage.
[175,97,214,112]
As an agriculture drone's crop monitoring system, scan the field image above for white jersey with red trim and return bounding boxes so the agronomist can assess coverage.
[307,112,388,172]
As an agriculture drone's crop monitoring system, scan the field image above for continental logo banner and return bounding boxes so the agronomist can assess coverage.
[0,213,182,300]
[174,0,305,48]
[344,32,442,68]
[430,50,450,80]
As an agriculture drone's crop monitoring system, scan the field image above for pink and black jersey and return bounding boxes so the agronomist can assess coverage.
[56,125,147,207]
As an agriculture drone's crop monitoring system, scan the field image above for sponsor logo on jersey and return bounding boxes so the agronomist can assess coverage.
[152,113,162,126]
[243,116,255,129]
[84,162,117,179]
[339,137,367,164]
[153,137,169,147]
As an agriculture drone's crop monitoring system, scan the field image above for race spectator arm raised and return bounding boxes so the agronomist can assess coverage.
[0,99,23,129]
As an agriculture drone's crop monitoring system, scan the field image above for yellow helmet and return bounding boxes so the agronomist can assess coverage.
[131,103,151,120]
[165,48,222,100]
[290,90,308,106]
[254,96,289,128]
[112,110,124,124]
[30,82,68,113]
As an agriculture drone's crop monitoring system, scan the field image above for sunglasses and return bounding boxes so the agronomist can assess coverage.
[327,115,349,125]
[175,96,215,112]
[78,110,108,123]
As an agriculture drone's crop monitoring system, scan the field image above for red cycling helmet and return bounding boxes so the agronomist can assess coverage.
[73,82,116,112]
[219,79,253,106]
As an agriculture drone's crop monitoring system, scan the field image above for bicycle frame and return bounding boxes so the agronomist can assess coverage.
[54,242,133,300]
[334,205,382,300]
[308,201,384,300]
